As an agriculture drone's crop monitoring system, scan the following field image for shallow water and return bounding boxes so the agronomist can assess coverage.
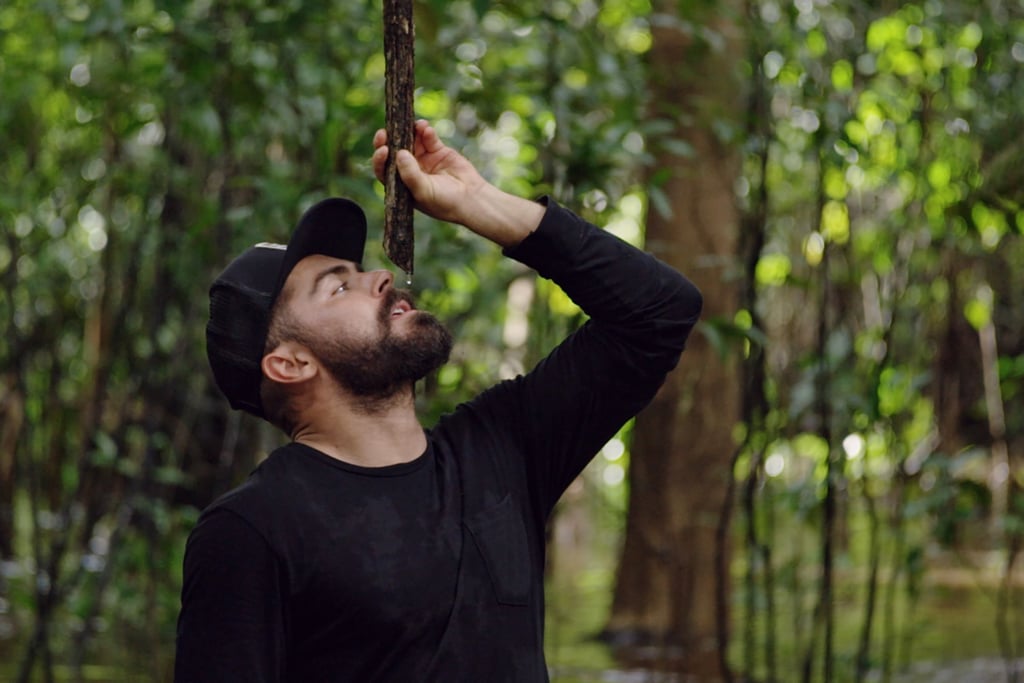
[872,658,1024,683]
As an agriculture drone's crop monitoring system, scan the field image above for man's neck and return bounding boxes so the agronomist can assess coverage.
[290,389,426,468]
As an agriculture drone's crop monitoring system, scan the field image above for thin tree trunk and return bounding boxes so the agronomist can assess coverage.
[17,351,66,683]
[0,376,21,563]
[762,486,777,683]
[880,477,907,683]
[790,519,807,680]
[731,16,774,673]
[823,454,836,683]
[715,447,740,683]
[996,544,1022,683]
[742,458,761,679]
[799,143,835,683]
[855,486,881,683]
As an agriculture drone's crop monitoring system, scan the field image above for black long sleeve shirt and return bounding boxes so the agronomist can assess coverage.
[174,198,703,682]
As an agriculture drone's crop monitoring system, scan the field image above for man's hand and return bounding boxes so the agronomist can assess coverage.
[373,120,486,226]
[372,120,544,247]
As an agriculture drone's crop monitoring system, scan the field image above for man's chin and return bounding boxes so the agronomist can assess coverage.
[405,308,437,324]
[314,310,453,400]
[394,309,446,336]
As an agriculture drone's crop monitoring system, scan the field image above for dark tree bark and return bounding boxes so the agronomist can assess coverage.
[383,0,415,276]
[605,2,743,680]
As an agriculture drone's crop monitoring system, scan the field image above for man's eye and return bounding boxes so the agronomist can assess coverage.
[334,283,347,294]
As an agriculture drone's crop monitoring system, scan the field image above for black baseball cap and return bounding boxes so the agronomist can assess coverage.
[206,197,367,418]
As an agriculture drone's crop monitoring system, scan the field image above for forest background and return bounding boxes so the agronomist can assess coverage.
[1,0,1023,682]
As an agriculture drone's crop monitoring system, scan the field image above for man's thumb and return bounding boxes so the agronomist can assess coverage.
[395,150,426,197]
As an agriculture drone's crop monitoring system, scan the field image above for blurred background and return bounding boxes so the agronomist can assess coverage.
[2,0,1023,681]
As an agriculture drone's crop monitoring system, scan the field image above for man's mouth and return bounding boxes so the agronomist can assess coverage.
[390,300,413,318]
[385,291,416,320]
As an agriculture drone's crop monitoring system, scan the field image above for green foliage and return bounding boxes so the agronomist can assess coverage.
[731,0,1024,679]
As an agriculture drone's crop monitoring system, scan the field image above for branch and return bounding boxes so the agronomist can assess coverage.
[383,0,415,276]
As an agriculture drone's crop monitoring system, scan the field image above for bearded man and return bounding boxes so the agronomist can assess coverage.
[174,120,703,682]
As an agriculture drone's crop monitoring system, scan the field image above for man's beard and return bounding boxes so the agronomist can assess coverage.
[301,289,453,404]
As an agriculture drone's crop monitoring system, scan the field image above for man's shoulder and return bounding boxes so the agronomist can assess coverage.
[200,444,306,527]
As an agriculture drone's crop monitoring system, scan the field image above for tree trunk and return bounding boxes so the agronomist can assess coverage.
[0,376,22,560]
[606,2,743,679]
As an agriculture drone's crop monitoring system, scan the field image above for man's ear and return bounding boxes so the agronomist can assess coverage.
[261,342,317,385]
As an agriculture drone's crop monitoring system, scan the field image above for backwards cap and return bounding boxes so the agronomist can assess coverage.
[205,198,367,417]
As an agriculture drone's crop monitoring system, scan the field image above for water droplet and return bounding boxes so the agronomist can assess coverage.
[404,272,413,287]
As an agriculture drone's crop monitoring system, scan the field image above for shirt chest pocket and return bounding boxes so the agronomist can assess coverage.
[464,495,532,606]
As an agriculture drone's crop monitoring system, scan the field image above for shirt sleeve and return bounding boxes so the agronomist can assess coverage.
[475,197,703,517]
[174,508,287,683]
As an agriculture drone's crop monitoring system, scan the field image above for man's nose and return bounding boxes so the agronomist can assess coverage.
[367,269,394,296]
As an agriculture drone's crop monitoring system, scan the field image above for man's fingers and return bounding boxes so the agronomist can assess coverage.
[419,125,442,153]
[372,145,389,183]
[395,149,422,184]
[373,128,387,148]
[412,121,444,157]
[395,149,432,201]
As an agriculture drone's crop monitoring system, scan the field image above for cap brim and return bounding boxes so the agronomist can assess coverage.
[273,197,368,299]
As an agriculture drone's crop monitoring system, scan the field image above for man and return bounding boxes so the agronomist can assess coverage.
[175,120,703,682]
